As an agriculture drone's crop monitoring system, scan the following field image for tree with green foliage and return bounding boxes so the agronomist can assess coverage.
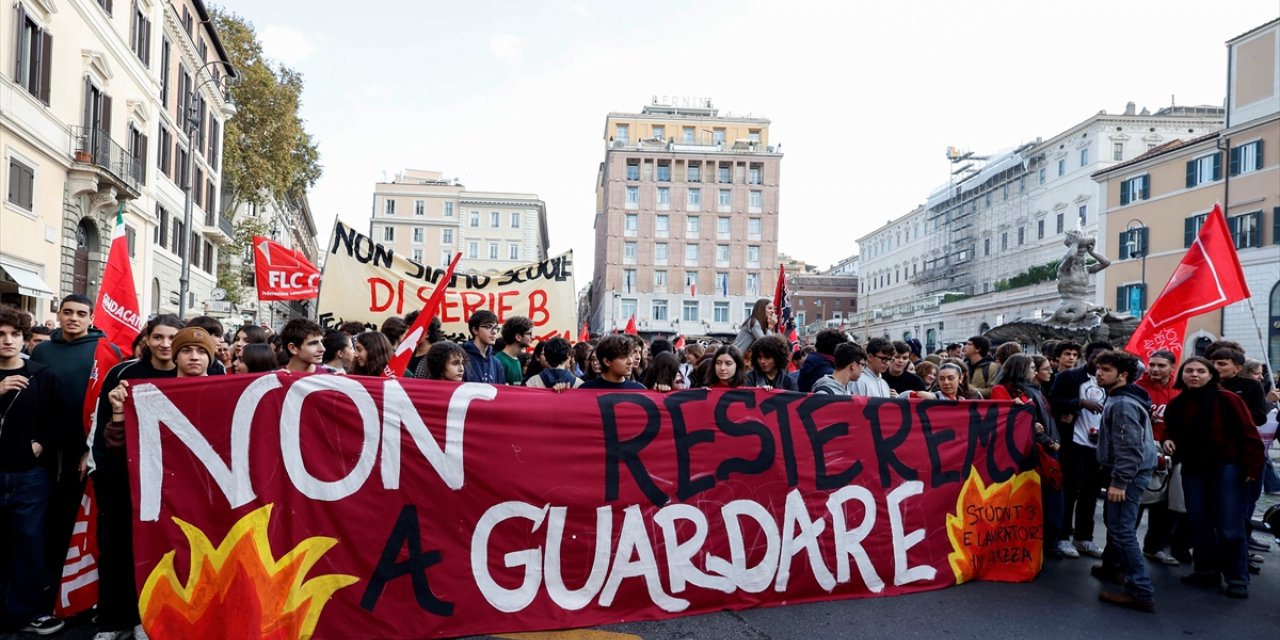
[211,8,321,214]
[210,9,321,307]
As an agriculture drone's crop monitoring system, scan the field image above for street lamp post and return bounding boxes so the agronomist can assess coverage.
[1125,219,1148,317]
[178,61,238,319]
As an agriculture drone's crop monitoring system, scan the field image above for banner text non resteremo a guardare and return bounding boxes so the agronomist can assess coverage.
[125,375,1044,640]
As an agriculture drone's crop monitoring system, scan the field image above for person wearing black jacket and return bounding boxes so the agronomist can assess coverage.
[1047,340,1112,559]
[1208,347,1270,558]
[27,294,121,628]
[0,305,64,635]
[89,315,183,640]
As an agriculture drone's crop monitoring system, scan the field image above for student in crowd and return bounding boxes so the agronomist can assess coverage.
[236,344,280,374]
[496,316,533,386]
[707,345,746,389]
[89,314,183,640]
[579,335,645,390]
[798,329,844,393]
[230,324,268,363]
[28,294,119,632]
[380,316,407,347]
[1031,355,1053,392]
[1049,340,1112,560]
[280,319,326,374]
[185,316,227,375]
[351,331,394,377]
[580,345,602,382]
[945,343,963,359]
[745,335,797,391]
[993,341,1023,367]
[812,342,866,395]
[1243,359,1280,495]
[417,341,467,381]
[934,362,976,401]
[1207,345,1269,554]
[789,347,811,388]
[524,341,547,381]
[734,298,776,352]
[680,343,705,389]
[884,340,931,398]
[0,305,63,636]
[640,351,683,392]
[963,335,998,398]
[526,337,582,390]
[1162,356,1263,599]
[21,325,51,357]
[851,337,894,398]
[915,361,938,389]
[1040,340,1061,370]
[1003,353,1065,559]
[1051,341,1082,390]
[1134,350,1183,566]
[320,331,354,374]
[338,321,367,337]
[627,334,648,381]
[1091,351,1158,613]
[462,311,506,384]
[571,341,592,378]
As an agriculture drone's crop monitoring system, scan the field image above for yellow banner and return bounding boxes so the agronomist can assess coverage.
[317,222,577,342]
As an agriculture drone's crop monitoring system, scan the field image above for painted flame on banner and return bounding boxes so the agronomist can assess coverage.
[945,467,1043,585]
[139,504,358,640]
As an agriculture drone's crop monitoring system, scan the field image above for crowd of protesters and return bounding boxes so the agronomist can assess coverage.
[1,294,1278,636]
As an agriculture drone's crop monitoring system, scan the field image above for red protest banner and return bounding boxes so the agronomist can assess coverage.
[125,377,1041,640]
[253,236,321,301]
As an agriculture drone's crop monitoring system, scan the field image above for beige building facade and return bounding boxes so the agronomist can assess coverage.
[1,0,234,322]
[370,169,549,275]
[588,98,782,338]
[1097,19,1280,370]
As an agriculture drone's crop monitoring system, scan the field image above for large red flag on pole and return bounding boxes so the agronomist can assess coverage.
[253,236,321,301]
[387,253,462,377]
[1125,204,1250,361]
[95,205,143,352]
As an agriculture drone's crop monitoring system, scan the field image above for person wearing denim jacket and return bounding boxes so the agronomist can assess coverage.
[1092,351,1158,612]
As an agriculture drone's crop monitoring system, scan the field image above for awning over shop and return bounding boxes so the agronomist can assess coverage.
[0,260,56,299]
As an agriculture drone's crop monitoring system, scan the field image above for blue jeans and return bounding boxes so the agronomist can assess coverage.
[1181,463,1249,587]
[1102,470,1154,602]
[0,468,50,628]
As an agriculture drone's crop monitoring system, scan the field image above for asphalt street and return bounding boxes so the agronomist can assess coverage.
[7,492,1276,640]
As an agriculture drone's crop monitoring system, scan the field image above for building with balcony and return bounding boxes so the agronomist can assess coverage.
[370,169,548,275]
[848,103,1224,349]
[587,98,783,339]
[0,0,234,321]
[1095,18,1280,370]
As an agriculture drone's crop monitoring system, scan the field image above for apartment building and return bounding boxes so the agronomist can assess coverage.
[849,104,1224,350]
[370,169,548,274]
[0,0,235,321]
[1096,19,1280,369]
[587,98,782,338]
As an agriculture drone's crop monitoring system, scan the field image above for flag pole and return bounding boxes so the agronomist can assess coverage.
[1243,295,1273,378]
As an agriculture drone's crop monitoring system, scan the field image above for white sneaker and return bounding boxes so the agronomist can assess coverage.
[134,623,150,640]
[91,631,129,640]
[1151,550,1181,566]
[1076,540,1104,558]
[1055,540,1080,558]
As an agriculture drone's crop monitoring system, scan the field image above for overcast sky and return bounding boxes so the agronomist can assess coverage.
[212,0,1278,279]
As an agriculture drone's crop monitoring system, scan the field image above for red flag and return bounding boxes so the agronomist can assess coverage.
[1125,204,1250,361]
[624,315,638,335]
[673,335,685,349]
[253,236,321,300]
[689,281,696,297]
[773,263,794,337]
[578,322,590,343]
[388,253,462,376]
[60,337,121,617]
[95,205,143,353]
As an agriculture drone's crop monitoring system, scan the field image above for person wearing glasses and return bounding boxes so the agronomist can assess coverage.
[850,337,895,398]
[462,310,507,385]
